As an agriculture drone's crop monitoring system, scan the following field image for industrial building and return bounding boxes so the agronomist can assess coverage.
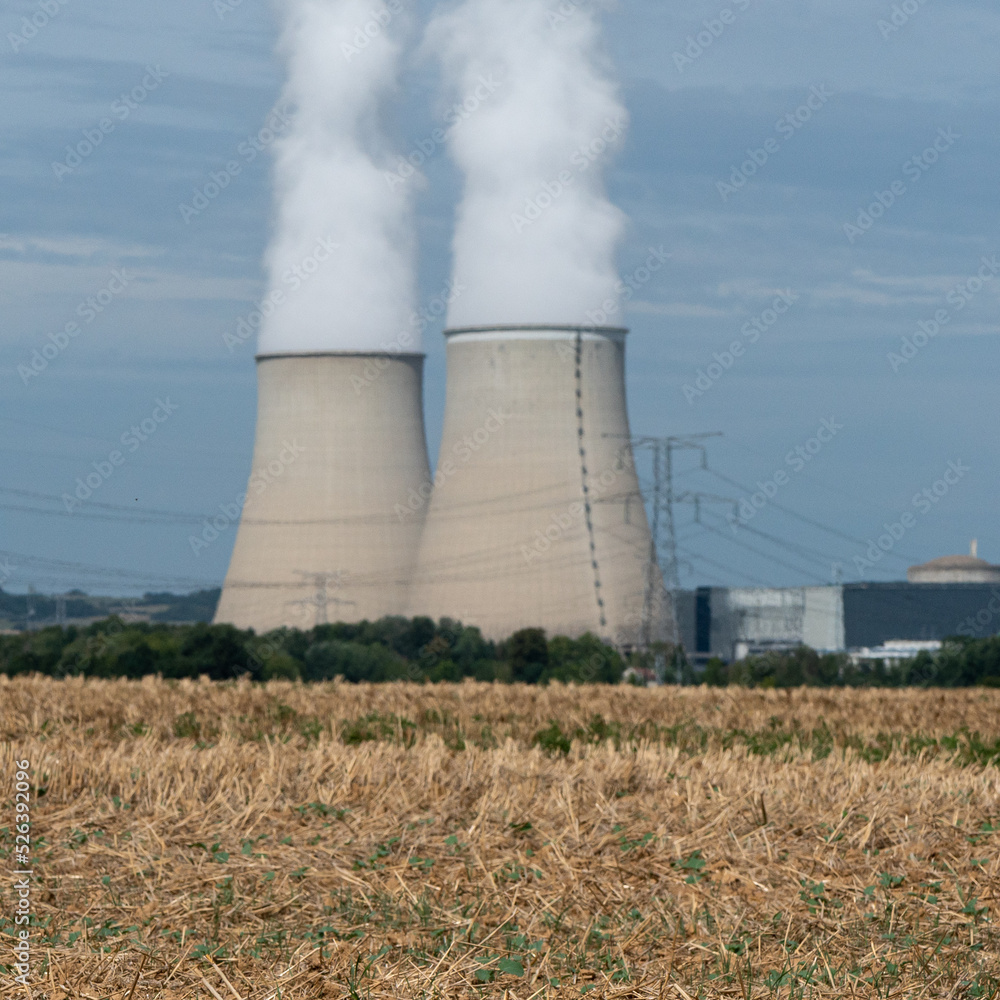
[688,586,843,661]
[686,578,1000,661]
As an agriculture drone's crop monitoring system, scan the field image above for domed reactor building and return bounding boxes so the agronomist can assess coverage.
[907,541,1000,585]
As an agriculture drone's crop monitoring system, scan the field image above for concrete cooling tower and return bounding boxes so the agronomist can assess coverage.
[408,326,670,645]
[215,352,432,633]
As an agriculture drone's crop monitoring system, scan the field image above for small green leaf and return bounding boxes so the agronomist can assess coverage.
[498,957,524,976]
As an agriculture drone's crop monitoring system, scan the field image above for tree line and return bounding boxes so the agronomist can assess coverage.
[701,639,1000,689]
[1,617,998,687]
[0,617,623,684]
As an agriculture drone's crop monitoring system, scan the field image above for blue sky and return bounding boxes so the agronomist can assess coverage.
[2,0,998,596]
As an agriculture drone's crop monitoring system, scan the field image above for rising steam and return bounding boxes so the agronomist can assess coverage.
[258,0,418,354]
[427,0,628,328]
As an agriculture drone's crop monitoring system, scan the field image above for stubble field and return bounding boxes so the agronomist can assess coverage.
[1,677,998,999]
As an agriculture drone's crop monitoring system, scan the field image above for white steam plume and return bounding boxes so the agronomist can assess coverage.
[427,0,628,329]
[258,0,418,355]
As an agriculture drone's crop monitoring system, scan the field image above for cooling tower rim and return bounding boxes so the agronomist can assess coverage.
[444,324,628,344]
[255,351,426,362]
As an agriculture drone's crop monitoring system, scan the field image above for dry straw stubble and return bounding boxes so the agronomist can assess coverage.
[0,678,998,998]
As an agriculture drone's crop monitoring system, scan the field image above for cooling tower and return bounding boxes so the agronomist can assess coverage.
[408,326,670,646]
[215,352,432,633]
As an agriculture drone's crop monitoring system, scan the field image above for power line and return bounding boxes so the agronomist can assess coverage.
[697,507,848,575]
[673,543,773,587]
[0,548,217,589]
[733,519,845,569]
[633,437,857,590]
[0,501,202,526]
[703,466,922,565]
[696,520,828,584]
[2,479,639,529]
[633,434,728,648]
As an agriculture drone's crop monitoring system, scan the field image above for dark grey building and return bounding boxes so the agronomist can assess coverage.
[843,582,1000,648]
[687,582,1000,661]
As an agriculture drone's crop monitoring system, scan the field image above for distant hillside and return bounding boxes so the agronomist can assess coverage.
[144,589,221,623]
[0,588,220,630]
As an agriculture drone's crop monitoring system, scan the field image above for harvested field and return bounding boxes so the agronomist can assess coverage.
[1,678,999,998]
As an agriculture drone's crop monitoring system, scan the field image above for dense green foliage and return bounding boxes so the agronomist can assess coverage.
[2,617,999,687]
[703,638,1000,689]
[0,617,624,684]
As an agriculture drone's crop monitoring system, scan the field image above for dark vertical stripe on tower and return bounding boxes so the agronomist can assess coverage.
[574,331,607,630]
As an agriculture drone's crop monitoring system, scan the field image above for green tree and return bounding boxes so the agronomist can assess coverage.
[502,628,549,683]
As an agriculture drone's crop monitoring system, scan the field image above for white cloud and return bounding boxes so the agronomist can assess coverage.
[629,299,735,318]
[0,233,164,260]
[714,278,799,300]
[810,283,936,308]
[0,259,258,305]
